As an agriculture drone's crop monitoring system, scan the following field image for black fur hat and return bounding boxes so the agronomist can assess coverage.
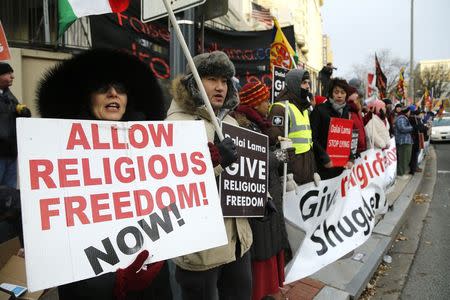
[186,51,235,79]
[37,48,166,121]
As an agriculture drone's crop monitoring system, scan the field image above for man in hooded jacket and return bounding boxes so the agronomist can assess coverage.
[267,69,317,185]
[165,51,253,300]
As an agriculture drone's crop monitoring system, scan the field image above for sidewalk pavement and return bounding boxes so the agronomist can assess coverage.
[273,153,428,300]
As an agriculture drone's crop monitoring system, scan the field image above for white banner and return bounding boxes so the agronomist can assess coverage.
[17,119,227,291]
[283,139,397,283]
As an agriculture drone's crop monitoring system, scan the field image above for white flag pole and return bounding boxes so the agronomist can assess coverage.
[162,0,224,140]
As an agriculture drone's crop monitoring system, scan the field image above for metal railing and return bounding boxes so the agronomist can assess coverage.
[0,0,90,50]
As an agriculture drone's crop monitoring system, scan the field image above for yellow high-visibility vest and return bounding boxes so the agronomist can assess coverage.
[272,102,312,154]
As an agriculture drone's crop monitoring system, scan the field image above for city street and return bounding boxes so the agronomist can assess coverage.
[372,143,450,300]
[401,142,450,299]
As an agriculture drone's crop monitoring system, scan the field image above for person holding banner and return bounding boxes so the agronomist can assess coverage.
[267,69,317,185]
[234,80,289,300]
[310,78,354,180]
[36,48,171,300]
[166,51,253,300]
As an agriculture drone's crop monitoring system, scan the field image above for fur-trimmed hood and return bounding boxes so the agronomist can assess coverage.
[167,76,238,121]
[36,48,166,121]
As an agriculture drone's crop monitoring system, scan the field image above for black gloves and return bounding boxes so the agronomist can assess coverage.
[216,137,238,168]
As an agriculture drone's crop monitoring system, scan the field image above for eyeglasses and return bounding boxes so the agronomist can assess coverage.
[94,83,127,94]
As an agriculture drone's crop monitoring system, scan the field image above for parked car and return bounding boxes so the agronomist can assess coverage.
[431,117,450,142]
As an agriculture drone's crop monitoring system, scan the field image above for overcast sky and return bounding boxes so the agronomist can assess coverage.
[321,0,450,77]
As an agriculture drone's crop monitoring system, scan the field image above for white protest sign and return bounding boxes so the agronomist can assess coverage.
[283,139,397,283]
[141,0,206,22]
[17,118,227,291]
[271,65,289,103]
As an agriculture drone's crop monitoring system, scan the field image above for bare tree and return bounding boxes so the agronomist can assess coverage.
[414,63,450,99]
[347,49,409,97]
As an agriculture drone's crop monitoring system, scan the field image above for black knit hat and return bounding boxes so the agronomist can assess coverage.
[0,63,13,76]
[37,48,166,121]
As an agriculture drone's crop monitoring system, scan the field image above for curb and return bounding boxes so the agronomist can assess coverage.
[310,151,428,299]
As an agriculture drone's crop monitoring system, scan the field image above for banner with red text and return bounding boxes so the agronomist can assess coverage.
[283,139,397,283]
[326,118,353,167]
[89,0,296,88]
[17,118,227,291]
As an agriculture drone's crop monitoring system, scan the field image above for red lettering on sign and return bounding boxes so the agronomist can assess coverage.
[155,186,176,209]
[190,152,207,175]
[58,158,80,187]
[65,196,89,227]
[148,155,168,179]
[111,127,127,149]
[30,159,56,189]
[67,123,91,150]
[92,124,110,149]
[40,198,60,230]
[91,193,112,223]
[82,158,102,186]
[129,124,149,149]
[134,189,154,216]
[113,191,133,219]
[114,157,136,183]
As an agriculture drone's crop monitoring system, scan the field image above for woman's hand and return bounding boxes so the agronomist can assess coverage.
[114,250,164,300]
[344,161,354,169]
[324,161,333,168]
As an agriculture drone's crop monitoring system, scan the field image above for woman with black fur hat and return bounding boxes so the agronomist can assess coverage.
[36,48,171,300]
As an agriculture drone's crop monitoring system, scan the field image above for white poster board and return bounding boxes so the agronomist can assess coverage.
[141,0,206,22]
[283,139,397,283]
[17,118,227,291]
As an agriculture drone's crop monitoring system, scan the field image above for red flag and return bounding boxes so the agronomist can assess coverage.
[375,54,387,98]
[0,21,11,61]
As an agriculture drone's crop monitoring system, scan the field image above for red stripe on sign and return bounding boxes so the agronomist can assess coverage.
[109,0,130,12]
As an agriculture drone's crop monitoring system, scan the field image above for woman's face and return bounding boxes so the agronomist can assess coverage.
[90,84,128,121]
[332,86,347,104]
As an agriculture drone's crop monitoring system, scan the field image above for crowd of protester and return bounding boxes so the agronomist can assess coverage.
[0,50,438,300]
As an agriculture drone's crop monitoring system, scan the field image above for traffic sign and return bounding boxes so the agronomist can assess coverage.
[141,0,206,22]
